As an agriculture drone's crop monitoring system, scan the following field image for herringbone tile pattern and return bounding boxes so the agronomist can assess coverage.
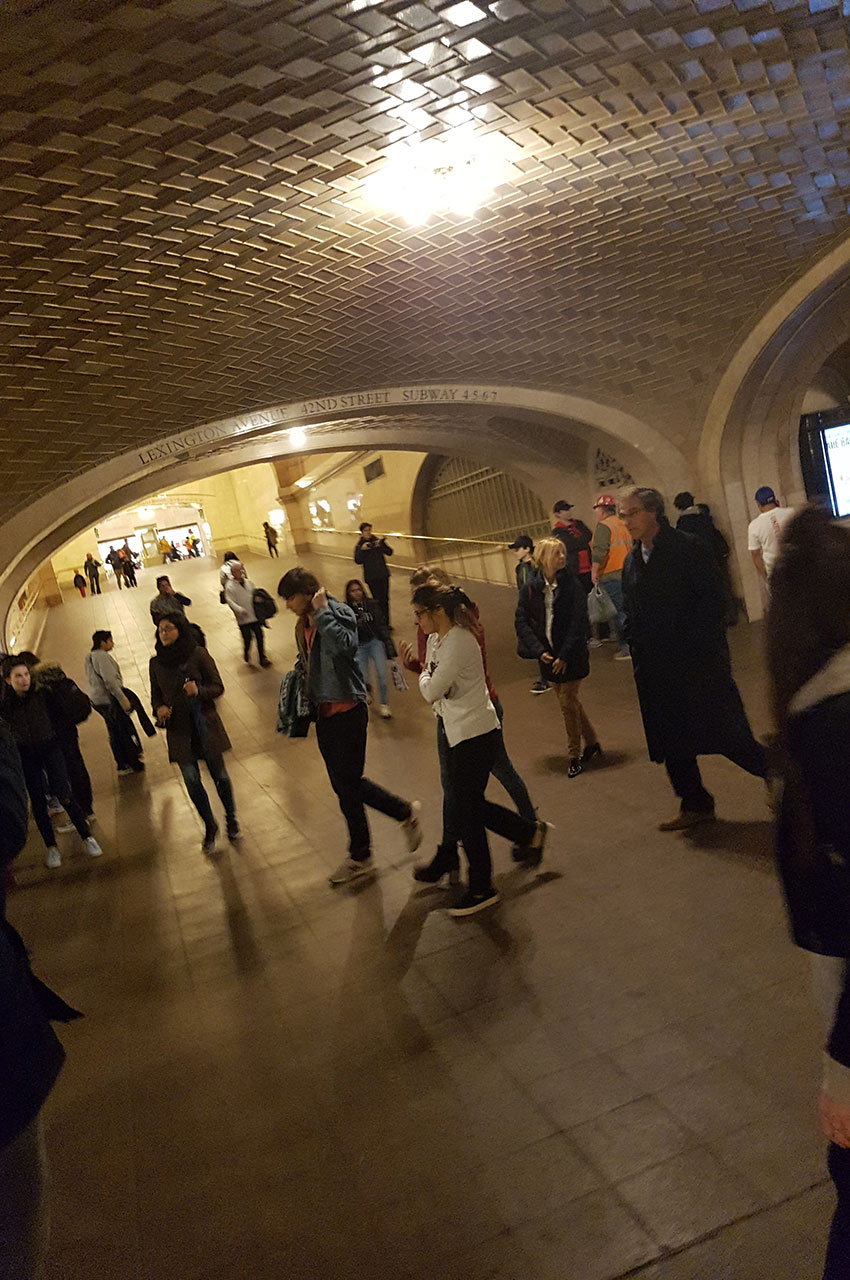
[2,1,849,517]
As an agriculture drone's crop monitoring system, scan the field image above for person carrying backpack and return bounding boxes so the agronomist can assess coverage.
[224,562,272,667]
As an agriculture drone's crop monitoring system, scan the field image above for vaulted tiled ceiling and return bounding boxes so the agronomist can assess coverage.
[2,0,850,522]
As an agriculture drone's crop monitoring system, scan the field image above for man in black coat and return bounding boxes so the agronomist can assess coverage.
[0,720,67,1276]
[620,487,766,830]
[354,523,393,624]
[551,500,593,595]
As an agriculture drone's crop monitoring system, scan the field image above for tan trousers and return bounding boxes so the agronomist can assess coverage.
[554,681,597,759]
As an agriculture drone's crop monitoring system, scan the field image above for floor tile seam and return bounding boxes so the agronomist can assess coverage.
[612,1176,833,1280]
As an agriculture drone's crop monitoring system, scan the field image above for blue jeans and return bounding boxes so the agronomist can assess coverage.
[178,752,236,836]
[600,575,628,654]
[356,637,388,705]
[437,699,535,850]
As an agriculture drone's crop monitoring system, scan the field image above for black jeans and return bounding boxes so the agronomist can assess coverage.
[57,729,93,815]
[315,702,409,860]
[19,741,89,849]
[94,701,141,769]
[825,1144,850,1279]
[366,577,390,627]
[266,540,279,557]
[239,621,265,663]
[86,572,101,594]
[447,729,537,895]
[665,732,767,812]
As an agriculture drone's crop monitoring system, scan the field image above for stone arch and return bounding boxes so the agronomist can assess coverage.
[698,233,850,619]
[1,385,686,643]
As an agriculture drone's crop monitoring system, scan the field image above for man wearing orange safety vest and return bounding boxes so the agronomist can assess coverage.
[590,494,632,660]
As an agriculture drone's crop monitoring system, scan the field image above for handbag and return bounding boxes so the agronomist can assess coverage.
[253,588,278,621]
[587,584,617,625]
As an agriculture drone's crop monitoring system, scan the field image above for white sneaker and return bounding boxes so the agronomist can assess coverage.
[614,652,632,662]
[402,800,422,853]
[45,846,61,869]
[379,704,392,719]
[116,766,134,776]
[588,639,603,649]
[329,857,374,885]
[83,836,103,858]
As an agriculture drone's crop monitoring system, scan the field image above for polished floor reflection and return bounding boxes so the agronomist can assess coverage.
[9,553,832,1279]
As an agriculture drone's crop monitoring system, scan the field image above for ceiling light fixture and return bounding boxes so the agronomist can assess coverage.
[364,129,516,224]
[289,427,307,449]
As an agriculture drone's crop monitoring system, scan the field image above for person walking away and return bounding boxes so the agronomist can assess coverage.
[767,505,850,1279]
[515,537,600,778]
[620,486,766,830]
[0,658,101,868]
[158,535,171,564]
[508,535,549,693]
[72,571,86,598]
[345,579,395,718]
[149,615,239,854]
[354,523,393,626]
[263,521,279,557]
[150,576,192,628]
[551,500,593,595]
[120,542,137,588]
[106,545,123,589]
[86,630,152,774]
[0,719,81,1280]
[277,567,421,885]
[84,553,102,595]
[674,492,737,626]
[747,485,795,590]
[590,494,632,659]
[224,562,271,667]
[413,582,549,914]
[29,657,95,818]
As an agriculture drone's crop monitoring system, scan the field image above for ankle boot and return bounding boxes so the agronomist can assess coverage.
[413,845,460,886]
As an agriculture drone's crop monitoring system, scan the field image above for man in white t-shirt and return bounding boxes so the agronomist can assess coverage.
[747,486,794,584]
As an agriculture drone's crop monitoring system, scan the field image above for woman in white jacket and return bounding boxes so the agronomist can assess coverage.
[413,582,549,916]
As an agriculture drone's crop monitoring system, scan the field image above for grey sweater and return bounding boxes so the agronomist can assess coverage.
[84,649,124,706]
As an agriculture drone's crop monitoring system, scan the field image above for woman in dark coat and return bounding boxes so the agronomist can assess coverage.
[515,536,599,777]
[620,488,765,826]
[149,614,238,854]
[768,506,850,1280]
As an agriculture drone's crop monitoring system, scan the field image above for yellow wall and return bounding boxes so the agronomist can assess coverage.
[293,451,426,538]
[50,462,291,588]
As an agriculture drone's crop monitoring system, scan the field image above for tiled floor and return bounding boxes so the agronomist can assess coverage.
[9,552,832,1279]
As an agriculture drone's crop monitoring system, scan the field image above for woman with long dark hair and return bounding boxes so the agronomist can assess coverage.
[344,578,395,718]
[515,536,600,777]
[413,582,548,916]
[149,614,239,855]
[768,504,850,1279]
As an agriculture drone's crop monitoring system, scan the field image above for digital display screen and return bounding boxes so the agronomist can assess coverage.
[824,422,850,517]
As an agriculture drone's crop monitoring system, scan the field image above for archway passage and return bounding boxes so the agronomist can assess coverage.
[1,387,683,645]
[699,237,850,619]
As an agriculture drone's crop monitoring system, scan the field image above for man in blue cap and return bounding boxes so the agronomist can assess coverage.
[747,486,794,586]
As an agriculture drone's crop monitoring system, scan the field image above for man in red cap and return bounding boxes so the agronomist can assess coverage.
[590,493,632,659]
[551,500,593,595]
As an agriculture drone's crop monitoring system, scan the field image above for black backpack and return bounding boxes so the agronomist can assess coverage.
[252,588,277,621]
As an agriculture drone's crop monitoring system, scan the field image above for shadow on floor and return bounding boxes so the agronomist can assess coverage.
[537,750,631,775]
[684,818,775,868]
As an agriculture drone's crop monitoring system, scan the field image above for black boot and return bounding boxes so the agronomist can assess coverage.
[413,845,460,886]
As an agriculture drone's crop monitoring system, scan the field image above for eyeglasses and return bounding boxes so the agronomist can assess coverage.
[412,608,429,619]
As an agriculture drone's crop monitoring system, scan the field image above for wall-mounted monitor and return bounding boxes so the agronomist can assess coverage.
[799,407,850,517]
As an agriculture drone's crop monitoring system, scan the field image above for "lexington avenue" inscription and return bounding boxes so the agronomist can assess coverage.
[136,386,501,466]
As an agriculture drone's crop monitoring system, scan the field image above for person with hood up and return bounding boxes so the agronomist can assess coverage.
[0,657,101,869]
[149,614,239,855]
